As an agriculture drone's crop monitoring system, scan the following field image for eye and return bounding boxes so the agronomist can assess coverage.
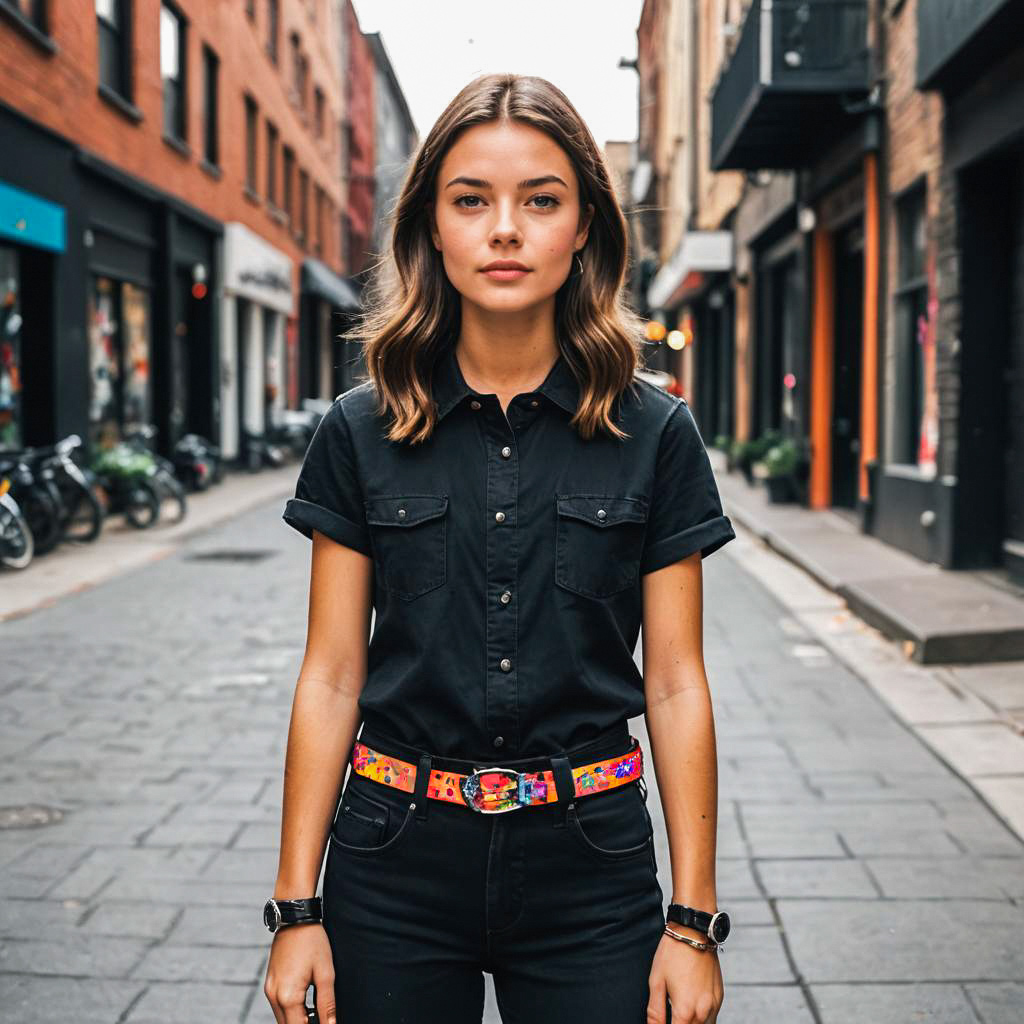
[529,194,560,209]
[454,194,484,208]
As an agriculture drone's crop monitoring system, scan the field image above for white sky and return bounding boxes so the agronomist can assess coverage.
[350,1,645,148]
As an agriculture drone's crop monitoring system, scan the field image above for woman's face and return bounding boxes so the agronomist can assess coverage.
[431,120,594,317]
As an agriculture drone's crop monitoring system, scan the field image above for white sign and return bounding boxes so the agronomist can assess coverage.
[223,222,294,314]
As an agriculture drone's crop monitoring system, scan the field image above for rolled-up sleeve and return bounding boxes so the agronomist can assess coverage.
[639,399,736,574]
[282,398,372,555]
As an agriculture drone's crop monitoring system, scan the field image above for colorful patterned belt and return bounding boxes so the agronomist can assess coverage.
[350,736,645,814]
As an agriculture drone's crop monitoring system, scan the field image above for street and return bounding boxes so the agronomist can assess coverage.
[1,495,1022,1022]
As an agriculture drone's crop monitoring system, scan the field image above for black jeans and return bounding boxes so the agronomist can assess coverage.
[321,719,667,1023]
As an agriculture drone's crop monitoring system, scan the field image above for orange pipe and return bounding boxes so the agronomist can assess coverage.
[809,224,834,509]
[860,152,880,502]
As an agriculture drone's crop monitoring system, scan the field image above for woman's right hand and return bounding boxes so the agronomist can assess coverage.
[264,923,337,1024]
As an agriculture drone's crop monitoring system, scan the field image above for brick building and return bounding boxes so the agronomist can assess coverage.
[638,0,1023,581]
[0,0,364,465]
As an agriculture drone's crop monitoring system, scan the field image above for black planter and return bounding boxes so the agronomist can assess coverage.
[765,475,796,503]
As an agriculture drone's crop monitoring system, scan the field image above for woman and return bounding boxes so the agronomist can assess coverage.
[265,73,735,1024]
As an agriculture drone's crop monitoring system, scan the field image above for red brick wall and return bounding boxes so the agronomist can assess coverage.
[0,0,346,281]
[344,0,374,274]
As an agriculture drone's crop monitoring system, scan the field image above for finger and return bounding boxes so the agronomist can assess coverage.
[281,985,313,1024]
[647,975,669,1024]
[313,961,337,1024]
[264,977,286,1024]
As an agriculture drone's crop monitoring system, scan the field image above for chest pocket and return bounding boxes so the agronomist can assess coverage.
[364,494,448,601]
[554,494,649,598]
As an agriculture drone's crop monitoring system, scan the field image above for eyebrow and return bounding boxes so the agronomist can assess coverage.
[444,175,569,191]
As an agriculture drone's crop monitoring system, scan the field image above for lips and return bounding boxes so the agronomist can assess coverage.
[481,260,530,272]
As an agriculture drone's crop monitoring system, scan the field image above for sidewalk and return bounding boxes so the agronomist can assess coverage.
[0,465,299,624]
[714,452,1024,842]
[716,462,1024,664]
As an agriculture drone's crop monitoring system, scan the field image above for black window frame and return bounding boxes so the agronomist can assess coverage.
[893,181,929,467]
[298,167,309,246]
[244,94,259,198]
[265,120,279,208]
[313,85,325,137]
[160,1,187,146]
[0,0,51,49]
[266,0,278,63]
[96,0,134,107]
[201,44,219,169]
[282,145,295,227]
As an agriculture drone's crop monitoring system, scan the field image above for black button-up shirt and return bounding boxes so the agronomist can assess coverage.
[282,339,735,761]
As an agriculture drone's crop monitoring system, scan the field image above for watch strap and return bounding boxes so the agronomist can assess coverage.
[277,897,322,925]
[666,903,713,932]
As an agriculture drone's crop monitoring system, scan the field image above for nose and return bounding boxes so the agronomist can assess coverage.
[488,198,523,247]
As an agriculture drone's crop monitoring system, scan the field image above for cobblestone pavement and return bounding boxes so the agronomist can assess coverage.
[0,499,1022,1022]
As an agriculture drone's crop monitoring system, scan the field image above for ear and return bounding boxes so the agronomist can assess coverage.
[576,202,595,249]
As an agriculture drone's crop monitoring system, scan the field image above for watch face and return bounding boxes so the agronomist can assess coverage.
[263,899,281,933]
[709,911,730,944]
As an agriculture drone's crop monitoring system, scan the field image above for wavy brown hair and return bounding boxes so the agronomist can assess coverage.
[341,72,648,443]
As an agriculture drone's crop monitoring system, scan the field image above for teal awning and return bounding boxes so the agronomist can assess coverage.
[0,181,66,253]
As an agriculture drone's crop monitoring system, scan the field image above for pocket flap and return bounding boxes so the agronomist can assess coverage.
[555,494,648,527]
[364,494,448,527]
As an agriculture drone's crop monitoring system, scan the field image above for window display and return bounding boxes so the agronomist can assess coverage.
[0,246,22,452]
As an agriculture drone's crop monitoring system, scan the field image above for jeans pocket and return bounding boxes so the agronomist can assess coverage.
[329,780,417,858]
[565,780,654,863]
[554,494,648,598]
[364,494,448,601]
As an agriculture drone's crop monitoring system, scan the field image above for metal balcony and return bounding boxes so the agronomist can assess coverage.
[917,0,1020,92]
[710,0,870,171]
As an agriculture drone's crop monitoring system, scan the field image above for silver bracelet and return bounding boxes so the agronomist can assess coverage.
[663,924,719,952]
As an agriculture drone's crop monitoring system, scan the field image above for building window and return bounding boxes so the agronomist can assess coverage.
[282,145,294,225]
[314,86,325,137]
[96,0,129,99]
[160,3,186,142]
[290,32,307,108]
[202,45,219,167]
[244,95,259,194]
[894,184,928,466]
[313,185,324,255]
[298,168,309,245]
[266,0,278,62]
[265,121,279,207]
[1,0,47,33]
[88,276,152,449]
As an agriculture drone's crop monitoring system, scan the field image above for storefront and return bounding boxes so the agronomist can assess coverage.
[299,258,361,403]
[647,231,733,423]
[0,181,65,452]
[80,159,221,455]
[221,222,294,463]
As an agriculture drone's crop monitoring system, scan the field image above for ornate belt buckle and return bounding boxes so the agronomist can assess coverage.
[461,767,525,813]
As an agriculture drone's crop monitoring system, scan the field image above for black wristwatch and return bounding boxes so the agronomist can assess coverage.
[666,903,731,946]
[263,897,323,934]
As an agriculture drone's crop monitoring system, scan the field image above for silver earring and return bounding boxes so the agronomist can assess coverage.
[573,254,584,278]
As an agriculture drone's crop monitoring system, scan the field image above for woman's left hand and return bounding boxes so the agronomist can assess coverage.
[647,932,724,1023]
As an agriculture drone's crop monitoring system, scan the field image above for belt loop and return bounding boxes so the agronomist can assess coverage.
[549,753,576,829]
[414,752,432,821]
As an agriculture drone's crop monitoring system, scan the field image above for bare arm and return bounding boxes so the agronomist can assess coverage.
[274,528,374,898]
[641,550,719,926]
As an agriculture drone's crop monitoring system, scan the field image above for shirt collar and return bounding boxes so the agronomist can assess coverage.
[431,339,581,421]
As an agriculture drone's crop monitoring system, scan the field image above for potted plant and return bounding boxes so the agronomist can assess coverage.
[713,433,733,470]
[759,437,803,503]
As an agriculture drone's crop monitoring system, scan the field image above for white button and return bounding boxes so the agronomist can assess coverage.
[596,509,606,520]
[397,508,407,518]
[495,511,505,523]
[530,399,538,407]
[470,400,481,410]
[500,590,511,604]
[500,658,512,672]
[501,446,512,458]
[493,736,504,747]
